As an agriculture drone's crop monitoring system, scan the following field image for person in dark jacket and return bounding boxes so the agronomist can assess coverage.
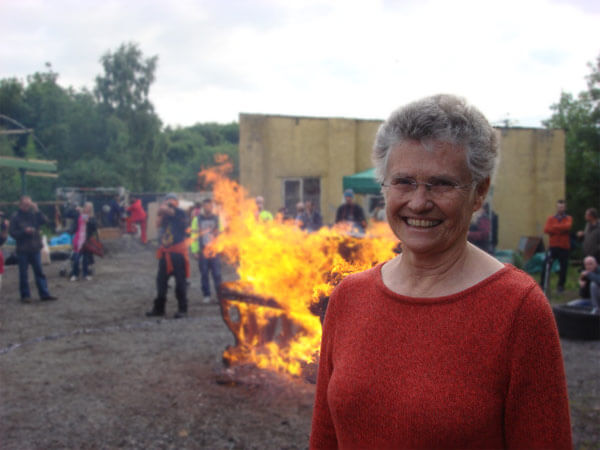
[9,196,57,303]
[335,189,367,233]
[303,200,323,232]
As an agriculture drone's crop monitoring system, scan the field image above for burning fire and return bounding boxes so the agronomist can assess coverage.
[199,157,398,376]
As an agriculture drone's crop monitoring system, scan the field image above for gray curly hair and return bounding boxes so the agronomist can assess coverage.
[372,94,499,184]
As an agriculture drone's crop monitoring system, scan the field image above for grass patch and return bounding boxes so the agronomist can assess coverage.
[530,260,583,305]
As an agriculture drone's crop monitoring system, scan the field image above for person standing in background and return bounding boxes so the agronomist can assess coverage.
[146,194,189,319]
[577,207,600,262]
[255,196,273,221]
[191,198,222,304]
[70,202,98,282]
[126,196,147,244]
[9,196,57,303]
[540,199,573,293]
[335,189,367,233]
[304,200,323,232]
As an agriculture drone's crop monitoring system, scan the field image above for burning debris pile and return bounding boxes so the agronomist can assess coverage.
[200,159,398,377]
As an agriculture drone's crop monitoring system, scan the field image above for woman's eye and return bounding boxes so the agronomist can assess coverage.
[431,179,455,187]
[392,178,414,186]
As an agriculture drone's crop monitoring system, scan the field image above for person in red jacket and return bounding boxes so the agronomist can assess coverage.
[126,196,147,244]
[310,95,572,450]
[540,199,573,293]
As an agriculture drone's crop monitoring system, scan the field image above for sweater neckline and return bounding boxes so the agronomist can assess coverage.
[374,262,512,305]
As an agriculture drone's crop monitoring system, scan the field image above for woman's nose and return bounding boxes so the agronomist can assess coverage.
[406,185,433,211]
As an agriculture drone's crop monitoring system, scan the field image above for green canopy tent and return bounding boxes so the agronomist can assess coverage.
[0,156,57,195]
[342,168,381,195]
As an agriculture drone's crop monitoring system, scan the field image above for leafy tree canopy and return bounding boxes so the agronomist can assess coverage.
[0,43,239,204]
[544,53,600,232]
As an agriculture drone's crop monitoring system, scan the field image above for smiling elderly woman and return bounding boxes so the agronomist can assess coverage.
[310,94,572,450]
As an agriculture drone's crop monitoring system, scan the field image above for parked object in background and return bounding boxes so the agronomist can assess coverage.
[553,302,600,340]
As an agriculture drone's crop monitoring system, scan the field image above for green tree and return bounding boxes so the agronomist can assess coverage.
[94,42,164,191]
[0,46,240,199]
[544,53,600,233]
[162,122,239,191]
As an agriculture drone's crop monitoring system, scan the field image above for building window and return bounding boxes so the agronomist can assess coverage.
[283,177,320,217]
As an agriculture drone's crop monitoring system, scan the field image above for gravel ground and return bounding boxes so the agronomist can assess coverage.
[0,236,598,449]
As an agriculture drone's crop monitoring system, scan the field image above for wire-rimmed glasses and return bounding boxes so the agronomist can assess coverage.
[381,177,474,196]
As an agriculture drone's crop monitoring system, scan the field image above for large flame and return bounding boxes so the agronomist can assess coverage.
[199,157,398,376]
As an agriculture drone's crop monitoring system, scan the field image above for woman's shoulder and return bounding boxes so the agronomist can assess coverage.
[494,264,539,290]
[325,265,382,323]
[336,264,381,291]
[484,264,550,314]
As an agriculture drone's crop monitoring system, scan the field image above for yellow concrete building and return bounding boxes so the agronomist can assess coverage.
[239,113,565,251]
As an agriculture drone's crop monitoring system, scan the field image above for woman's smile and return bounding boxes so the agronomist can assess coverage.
[403,217,442,228]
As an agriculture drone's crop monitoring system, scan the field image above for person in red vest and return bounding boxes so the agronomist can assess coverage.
[146,193,189,319]
[540,199,573,293]
[126,196,147,244]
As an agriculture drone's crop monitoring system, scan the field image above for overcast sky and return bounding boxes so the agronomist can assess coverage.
[2,0,599,128]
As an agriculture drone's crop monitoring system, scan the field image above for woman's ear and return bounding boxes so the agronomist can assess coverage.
[473,177,491,211]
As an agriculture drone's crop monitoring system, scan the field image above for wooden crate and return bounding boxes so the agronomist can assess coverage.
[98,227,122,241]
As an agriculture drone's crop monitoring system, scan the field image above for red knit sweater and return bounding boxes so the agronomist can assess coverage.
[310,264,572,449]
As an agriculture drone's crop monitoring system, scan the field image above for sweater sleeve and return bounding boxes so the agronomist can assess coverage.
[8,214,26,241]
[584,269,600,284]
[504,285,572,449]
[310,288,340,449]
[36,211,48,227]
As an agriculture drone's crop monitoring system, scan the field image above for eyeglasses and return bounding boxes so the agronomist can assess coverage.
[381,177,474,196]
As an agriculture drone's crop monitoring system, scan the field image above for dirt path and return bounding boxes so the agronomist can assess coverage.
[0,237,598,449]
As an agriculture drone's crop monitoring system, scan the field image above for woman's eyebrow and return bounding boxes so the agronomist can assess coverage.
[388,172,460,181]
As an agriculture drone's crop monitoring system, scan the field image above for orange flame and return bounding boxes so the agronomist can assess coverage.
[199,159,398,376]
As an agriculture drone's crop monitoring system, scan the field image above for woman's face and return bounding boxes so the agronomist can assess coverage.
[383,140,488,257]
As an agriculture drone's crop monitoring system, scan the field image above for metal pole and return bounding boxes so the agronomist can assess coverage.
[19,168,27,195]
